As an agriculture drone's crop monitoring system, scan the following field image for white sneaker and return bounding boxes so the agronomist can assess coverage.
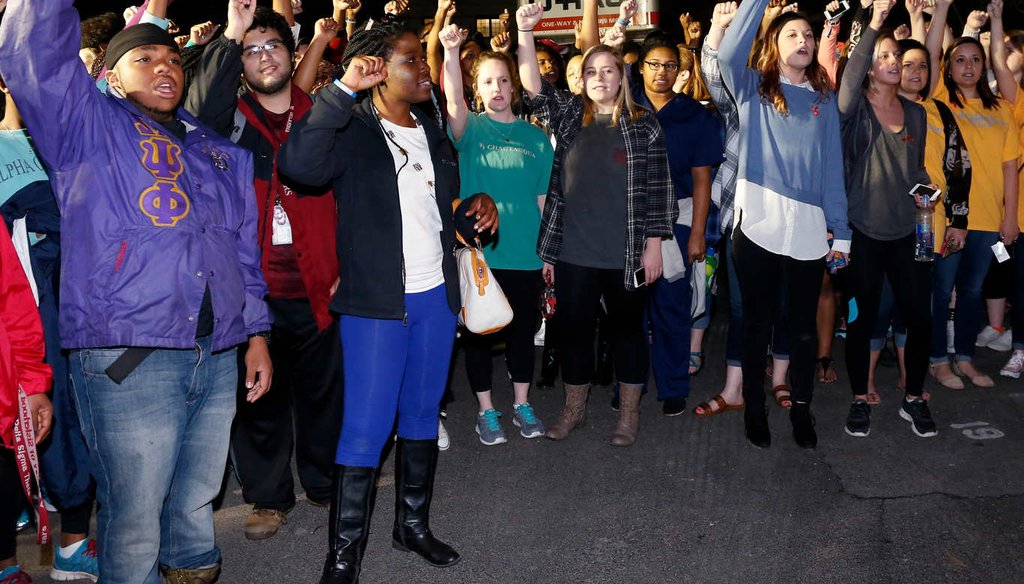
[988,328,1013,352]
[976,325,1001,348]
[1000,349,1024,378]
[946,319,955,354]
[437,420,450,451]
[534,318,546,347]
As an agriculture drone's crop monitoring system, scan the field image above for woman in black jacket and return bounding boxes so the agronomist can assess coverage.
[277,18,497,584]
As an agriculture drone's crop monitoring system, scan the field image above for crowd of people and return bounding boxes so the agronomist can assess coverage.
[0,0,1021,582]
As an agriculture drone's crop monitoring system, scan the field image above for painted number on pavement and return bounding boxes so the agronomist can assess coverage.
[950,421,1005,440]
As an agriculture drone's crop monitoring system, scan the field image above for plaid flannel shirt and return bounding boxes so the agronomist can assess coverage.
[701,43,741,235]
[528,81,676,291]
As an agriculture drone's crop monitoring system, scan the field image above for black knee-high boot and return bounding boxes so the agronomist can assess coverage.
[320,465,378,584]
[391,439,460,567]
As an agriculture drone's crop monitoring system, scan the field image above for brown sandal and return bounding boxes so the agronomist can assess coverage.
[770,384,792,409]
[693,395,744,417]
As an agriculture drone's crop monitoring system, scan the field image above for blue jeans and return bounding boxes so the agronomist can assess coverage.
[930,230,1000,362]
[70,336,236,584]
[648,223,692,399]
[337,285,457,467]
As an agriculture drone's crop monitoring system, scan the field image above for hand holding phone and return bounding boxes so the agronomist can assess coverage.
[632,267,647,287]
[824,0,851,21]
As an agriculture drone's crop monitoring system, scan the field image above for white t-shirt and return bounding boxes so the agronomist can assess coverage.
[379,118,445,293]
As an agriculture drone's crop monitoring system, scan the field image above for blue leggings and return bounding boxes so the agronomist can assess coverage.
[336,285,457,467]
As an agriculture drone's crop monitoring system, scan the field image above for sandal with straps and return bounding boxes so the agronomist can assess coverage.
[693,394,744,417]
[770,384,792,409]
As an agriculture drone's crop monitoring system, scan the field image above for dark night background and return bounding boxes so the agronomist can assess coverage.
[71,0,1024,42]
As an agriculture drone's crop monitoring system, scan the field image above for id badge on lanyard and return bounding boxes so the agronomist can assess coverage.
[271,107,295,246]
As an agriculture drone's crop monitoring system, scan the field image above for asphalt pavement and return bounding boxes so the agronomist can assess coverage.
[16,317,1024,584]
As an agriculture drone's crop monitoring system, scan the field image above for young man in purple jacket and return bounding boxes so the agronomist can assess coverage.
[0,1,273,583]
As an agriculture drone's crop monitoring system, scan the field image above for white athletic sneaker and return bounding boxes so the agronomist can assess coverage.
[1000,349,1024,379]
[976,325,1002,348]
[988,328,1013,352]
[437,420,450,451]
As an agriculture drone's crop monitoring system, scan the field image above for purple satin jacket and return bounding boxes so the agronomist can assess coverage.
[0,0,270,351]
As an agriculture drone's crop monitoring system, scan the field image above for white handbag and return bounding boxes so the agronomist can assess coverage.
[456,244,513,334]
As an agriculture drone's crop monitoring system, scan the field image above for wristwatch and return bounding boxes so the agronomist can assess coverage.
[248,330,272,347]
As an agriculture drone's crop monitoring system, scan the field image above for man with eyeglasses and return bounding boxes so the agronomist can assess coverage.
[186,0,344,542]
[0,0,273,581]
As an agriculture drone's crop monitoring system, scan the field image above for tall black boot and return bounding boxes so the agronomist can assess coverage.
[537,347,559,388]
[391,439,460,568]
[320,465,378,584]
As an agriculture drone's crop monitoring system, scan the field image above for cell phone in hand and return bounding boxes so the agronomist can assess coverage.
[632,267,647,287]
[909,183,941,203]
[824,0,850,21]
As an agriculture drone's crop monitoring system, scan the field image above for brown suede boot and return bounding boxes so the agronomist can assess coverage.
[545,383,589,440]
[610,384,641,447]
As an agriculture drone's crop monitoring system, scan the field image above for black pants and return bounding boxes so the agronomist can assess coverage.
[555,261,648,385]
[232,297,344,509]
[464,269,543,392]
[844,230,931,397]
[733,228,823,408]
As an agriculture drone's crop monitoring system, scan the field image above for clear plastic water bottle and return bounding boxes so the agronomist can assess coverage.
[915,205,934,262]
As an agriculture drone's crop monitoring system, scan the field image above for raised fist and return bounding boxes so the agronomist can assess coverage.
[340,56,388,92]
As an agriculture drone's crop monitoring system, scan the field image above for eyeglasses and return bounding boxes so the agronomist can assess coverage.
[643,61,680,72]
[242,40,286,58]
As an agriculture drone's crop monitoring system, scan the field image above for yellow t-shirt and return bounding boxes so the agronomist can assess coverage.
[1014,97,1024,230]
[934,83,1020,233]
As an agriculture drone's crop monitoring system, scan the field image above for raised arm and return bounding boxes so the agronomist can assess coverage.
[427,0,454,85]
[185,0,255,136]
[925,0,952,99]
[0,0,106,180]
[989,0,1016,103]
[962,9,987,40]
[273,0,295,26]
[440,24,470,141]
[839,0,893,117]
[517,3,544,98]
[278,56,386,187]
[581,0,601,54]
[719,0,770,101]
[819,3,842,87]
[293,17,340,94]
[907,0,926,42]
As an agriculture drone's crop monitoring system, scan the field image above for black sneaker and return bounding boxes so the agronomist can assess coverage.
[900,397,938,437]
[662,397,687,417]
[845,400,871,437]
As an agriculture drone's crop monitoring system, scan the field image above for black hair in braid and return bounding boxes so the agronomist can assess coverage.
[341,17,417,70]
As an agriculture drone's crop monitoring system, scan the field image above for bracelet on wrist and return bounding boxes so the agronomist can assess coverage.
[519,28,534,32]
[616,18,630,26]
[345,19,357,24]
[248,330,272,347]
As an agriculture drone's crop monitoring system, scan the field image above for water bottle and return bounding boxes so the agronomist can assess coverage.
[915,205,934,262]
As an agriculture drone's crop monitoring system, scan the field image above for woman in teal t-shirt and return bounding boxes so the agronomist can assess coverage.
[440,24,554,446]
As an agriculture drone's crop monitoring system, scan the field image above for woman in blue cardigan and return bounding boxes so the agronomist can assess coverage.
[718,0,850,449]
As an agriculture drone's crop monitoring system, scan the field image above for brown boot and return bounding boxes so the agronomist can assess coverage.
[545,383,589,440]
[162,564,221,584]
[610,384,641,447]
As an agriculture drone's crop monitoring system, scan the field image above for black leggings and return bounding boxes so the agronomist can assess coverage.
[733,228,823,407]
[463,269,544,392]
[844,230,931,397]
[555,261,648,385]
[1,448,20,560]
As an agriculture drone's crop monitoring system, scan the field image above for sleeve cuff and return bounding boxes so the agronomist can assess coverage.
[140,12,171,30]
[831,239,851,254]
[333,79,358,99]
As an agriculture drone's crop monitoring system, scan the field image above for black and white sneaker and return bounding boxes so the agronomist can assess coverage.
[845,400,871,437]
[662,397,687,417]
[900,397,938,437]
